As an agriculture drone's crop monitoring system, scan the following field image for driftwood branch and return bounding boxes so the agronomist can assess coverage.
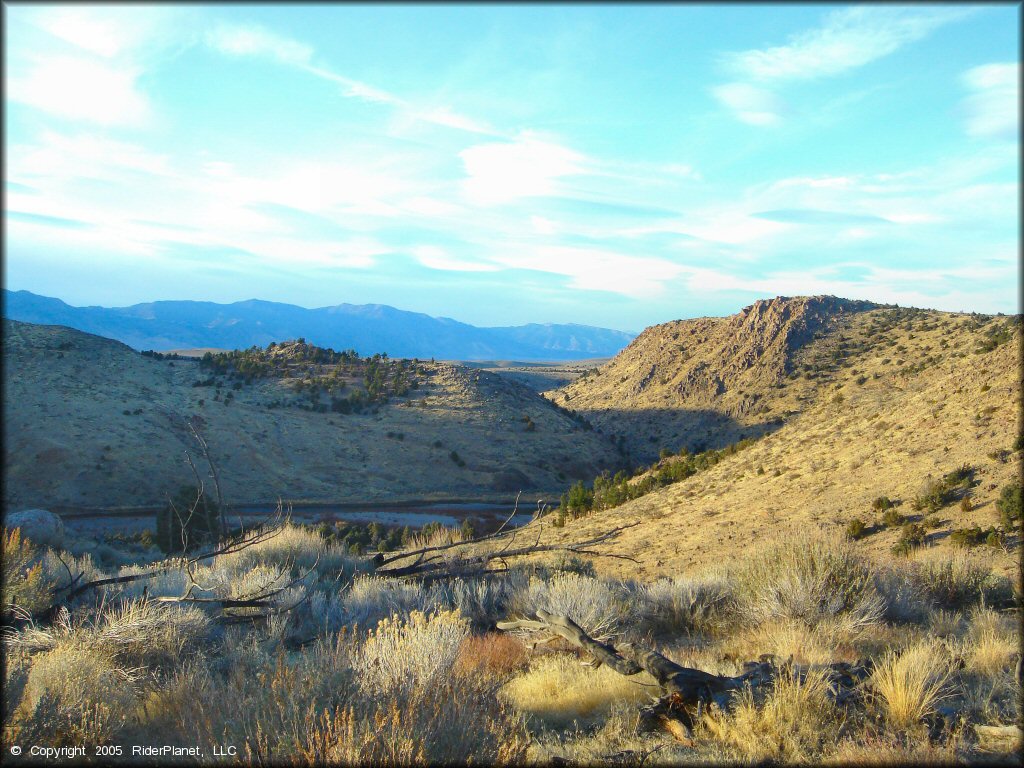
[378,491,524,568]
[497,609,642,675]
[376,522,641,581]
[497,610,865,743]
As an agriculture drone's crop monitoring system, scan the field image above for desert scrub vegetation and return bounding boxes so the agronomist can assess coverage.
[912,465,975,513]
[196,338,423,413]
[554,435,760,523]
[869,639,955,730]
[729,535,884,633]
[2,522,1020,764]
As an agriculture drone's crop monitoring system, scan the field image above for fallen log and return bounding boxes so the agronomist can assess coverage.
[497,610,871,743]
[496,610,777,742]
[497,609,641,676]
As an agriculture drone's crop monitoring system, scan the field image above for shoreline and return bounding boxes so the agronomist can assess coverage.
[35,494,553,519]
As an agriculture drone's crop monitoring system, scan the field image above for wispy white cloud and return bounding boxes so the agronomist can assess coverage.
[489,245,685,298]
[459,133,585,205]
[713,7,970,127]
[724,6,971,83]
[711,82,784,126]
[205,23,313,66]
[207,22,503,137]
[8,57,151,126]
[960,62,1019,140]
[413,246,500,273]
[7,6,190,127]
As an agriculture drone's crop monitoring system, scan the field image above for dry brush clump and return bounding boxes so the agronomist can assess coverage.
[869,638,953,731]
[729,535,885,633]
[2,515,1020,764]
[634,572,736,638]
[701,667,844,763]
[508,571,633,642]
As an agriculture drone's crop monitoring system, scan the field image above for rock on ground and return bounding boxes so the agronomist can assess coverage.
[4,508,65,549]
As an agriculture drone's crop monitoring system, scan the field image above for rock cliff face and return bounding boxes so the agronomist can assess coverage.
[551,296,876,461]
[532,304,1021,581]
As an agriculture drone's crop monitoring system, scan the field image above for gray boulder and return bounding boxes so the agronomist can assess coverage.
[4,508,65,549]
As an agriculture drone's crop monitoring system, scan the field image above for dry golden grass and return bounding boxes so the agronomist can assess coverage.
[726,618,859,666]
[526,305,1020,584]
[18,641,141,745]
[701,667,843,763]
[824,736,961,765]
[501,652,657,729]
[964,608,1017,677]
[870,639,953,730]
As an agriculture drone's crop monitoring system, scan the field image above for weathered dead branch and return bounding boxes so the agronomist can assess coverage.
[497,609,869,743]
[375,521,641,581]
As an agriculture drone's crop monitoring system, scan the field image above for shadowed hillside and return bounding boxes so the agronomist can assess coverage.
[550,296,878,463]
[532,299,1021,580]
[2,320,623,510]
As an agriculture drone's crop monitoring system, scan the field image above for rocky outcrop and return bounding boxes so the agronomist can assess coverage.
[551,296,877,461]
[4,508,65,549]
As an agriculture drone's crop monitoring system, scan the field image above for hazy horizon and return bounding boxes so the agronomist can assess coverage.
[5,5,1019,328]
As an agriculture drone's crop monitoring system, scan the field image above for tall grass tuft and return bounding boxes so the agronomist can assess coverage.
[701,668,841,763]
[870,639,952,730]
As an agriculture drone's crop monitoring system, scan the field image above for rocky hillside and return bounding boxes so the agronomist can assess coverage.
[2,320,622,510]
[528,300,1021,579]
[553,296,880,462]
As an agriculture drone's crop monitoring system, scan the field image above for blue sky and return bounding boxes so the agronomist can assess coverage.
[4,4,1019,332]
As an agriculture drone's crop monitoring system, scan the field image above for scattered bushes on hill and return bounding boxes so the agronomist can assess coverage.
[974,319,1016,354]
[950,525,1005,549]
[911,466,973,513]
[554,437,759,523]
[995,483,1021,529]
[892,523,927,556]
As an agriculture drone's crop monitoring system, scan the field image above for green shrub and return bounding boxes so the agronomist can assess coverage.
[845,518,868,540]
[881,508,905,528]
[950,525,995,548]
[995,484,1021,528]
[912,467,972,513]
[892,523,927,556]
[872,496,894,512]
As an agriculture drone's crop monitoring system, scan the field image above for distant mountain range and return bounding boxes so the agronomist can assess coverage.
[2,290,635,361]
